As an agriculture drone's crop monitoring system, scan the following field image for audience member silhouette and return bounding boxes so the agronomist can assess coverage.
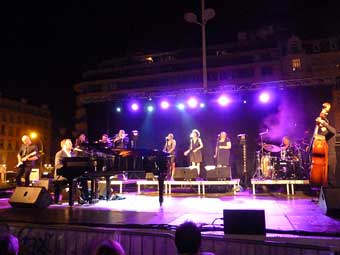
[95,239,125,255]
[175,221,215,255]
[0,223,19,255]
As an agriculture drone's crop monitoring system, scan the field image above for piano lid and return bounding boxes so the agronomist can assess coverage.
[111,148,170,158]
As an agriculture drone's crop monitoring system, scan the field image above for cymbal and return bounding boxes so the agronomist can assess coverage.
[263,144,281,153]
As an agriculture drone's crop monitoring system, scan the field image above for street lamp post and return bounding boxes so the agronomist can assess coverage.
[184,0,215,91]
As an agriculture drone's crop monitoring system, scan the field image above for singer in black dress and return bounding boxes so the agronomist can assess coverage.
[163,133,176,180]
[214,131,231,167]
[184,129,203,176]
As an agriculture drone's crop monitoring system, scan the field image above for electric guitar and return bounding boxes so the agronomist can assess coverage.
[16,151,37,168]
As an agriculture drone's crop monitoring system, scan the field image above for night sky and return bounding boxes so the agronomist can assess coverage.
[0,0,339,129]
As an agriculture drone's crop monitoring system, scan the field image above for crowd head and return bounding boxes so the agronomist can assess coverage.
[175,221,202,255]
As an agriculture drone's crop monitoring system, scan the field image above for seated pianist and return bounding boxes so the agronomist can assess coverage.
[54,138,90,205]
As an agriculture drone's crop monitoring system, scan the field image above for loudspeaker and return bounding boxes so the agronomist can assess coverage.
[9,186,52,208]
[223,209,266,235]
[174,167,198,180]
[206,167,232,180]
[319,186,340,216]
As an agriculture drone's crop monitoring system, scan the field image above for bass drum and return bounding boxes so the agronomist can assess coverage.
[273,160,294,179]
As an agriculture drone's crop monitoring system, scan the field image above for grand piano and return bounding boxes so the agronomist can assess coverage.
[57,148,170,206]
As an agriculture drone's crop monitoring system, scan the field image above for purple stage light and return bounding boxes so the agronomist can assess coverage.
[177,103,185,110]
[147,105,154,112]
[259,92,270,103]
[187,97,198,108]
[160,100,170,109]
[131,103,139,111]
[199,103,205,108]
[217,95,231,106]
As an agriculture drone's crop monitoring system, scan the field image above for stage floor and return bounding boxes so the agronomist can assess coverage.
[1,189,340,237]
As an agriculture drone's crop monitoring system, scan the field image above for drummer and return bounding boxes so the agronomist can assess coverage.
[280,136,295,160]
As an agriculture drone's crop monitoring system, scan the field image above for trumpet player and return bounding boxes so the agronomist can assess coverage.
[113,130,129,149]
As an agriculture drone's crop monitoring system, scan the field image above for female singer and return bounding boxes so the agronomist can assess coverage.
[184,129,204,177]
[214,131,231,167]
[163,133,176,180]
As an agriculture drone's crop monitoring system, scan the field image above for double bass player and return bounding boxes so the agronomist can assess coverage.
[311,102,337,187]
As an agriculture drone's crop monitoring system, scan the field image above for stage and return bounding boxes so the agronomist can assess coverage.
[1,187,340,255]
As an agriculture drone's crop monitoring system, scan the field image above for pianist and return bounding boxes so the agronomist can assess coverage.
[54,139,89,205]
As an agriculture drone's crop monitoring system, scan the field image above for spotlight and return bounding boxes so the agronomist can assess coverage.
[147,105,154,112]
[116,107,121,112]
[187,97,198,108]
[259,92,270,103]
[131,103,139,111]
[160,100,170,109]
[177,103,185,110]
[243,100,247,104]
[218,95,231,106]
[199,103,205,108]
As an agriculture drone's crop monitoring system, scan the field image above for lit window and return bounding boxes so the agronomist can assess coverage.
[291,58,301,71]
[146,56,154,63]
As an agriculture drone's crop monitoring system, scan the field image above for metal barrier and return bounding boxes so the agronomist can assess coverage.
[8,223,335,255]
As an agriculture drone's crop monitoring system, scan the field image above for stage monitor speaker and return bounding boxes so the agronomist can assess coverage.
[223,209,266,235]
[206,167,231,180]
[174,167,198,180]
[9,186,52,209]
[319,186,340,216]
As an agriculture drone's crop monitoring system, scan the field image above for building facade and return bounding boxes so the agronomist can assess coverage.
[74,31,340,134]
[0,97,52,170]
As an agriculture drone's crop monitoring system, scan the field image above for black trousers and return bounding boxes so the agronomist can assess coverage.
[78,177,90,200]
[16,165,32,186]
[53,179,68,204]
[53,178,89,204]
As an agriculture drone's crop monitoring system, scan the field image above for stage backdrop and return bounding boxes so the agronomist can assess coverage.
[85,87,332,178]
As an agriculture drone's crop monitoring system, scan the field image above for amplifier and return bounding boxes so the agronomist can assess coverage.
[174,167,198,180]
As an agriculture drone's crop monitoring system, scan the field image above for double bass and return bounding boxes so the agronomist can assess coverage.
[309,102,331,187]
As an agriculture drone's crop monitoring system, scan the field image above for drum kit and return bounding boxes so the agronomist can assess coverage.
[255,139,309,180]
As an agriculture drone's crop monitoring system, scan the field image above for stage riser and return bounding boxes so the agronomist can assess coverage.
[8,224,333,255]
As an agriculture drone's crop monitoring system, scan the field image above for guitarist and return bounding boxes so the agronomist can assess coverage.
[315,103,337,187]
[16,135,38,186]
